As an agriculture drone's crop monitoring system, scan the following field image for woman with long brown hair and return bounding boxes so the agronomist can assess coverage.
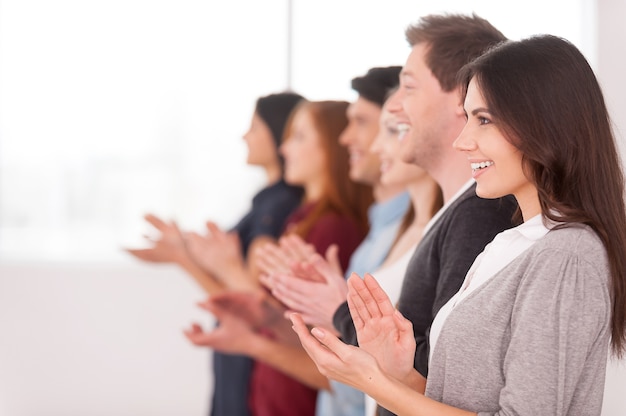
[292,35,626,416]
[185,100,373,416]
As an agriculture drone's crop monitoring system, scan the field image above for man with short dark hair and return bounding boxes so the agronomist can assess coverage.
[318,66,412,416]
[331,14,519,416]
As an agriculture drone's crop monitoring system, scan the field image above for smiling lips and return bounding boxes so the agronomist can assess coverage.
[471,161,494,172]
[380,159,392,173]
[397,123,410,141]
[470,160,494,178]
[349,150,363,165]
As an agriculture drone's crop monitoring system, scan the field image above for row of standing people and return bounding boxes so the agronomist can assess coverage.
[128,12,626,416]
[128,65,411,415]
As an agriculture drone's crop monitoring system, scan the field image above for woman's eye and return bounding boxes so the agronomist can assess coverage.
[478,116,491,125]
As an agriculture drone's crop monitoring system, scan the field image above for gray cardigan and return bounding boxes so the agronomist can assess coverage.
[425,224,611,416]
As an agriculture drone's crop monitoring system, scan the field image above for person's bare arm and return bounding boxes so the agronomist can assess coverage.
[184,222,259,291]
[184,298,330,390]
[291,313,473,416]
[260,246,347,332]
[125,214,226,295]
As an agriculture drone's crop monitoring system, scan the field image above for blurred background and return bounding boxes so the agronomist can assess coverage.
[0,1,624,415]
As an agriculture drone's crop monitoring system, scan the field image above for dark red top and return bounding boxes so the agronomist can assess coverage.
[248,203,365,416]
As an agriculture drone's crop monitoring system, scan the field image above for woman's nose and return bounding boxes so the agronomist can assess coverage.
[452,124,476,152]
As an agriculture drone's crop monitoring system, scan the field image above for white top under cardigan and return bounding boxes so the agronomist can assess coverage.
[429,214,552,364]
[425,223,610,415]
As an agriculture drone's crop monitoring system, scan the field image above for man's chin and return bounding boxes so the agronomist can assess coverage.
[350,170,378,186]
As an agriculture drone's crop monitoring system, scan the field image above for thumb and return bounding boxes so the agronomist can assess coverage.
[393,309,413,335]
[325,244,342,275]
[197,299,224,319]
[227,231,241,246]
[205,221,220,235]
[309,326,350,358]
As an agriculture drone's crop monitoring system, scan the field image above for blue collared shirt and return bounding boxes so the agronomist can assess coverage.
[344,191,411,277]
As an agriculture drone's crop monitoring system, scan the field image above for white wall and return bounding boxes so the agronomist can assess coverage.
[1,259,625,416]
[0,260,213,416]
[598,0,626,414]
[598,0,626,158]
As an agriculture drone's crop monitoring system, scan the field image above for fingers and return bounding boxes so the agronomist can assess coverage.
[324,244,343,276]
[290,313,316,346]
[324,244,338,263]
[363,273,396,316]
[284,234,316,261]
[256,255,276,276]
[170,220,183,236]
[211,290,268,325]
[290,314,351,362]
[310,254,343,285]
[144,213,167,230]
[196,298,225,320]
[262,271,322,312]
[347,273,376,323]
[125,248,154,261]
[184,232,207,258]
[284,309,318,327]
[279,234,314,264]
[142,233,159,243]
[277,272,317,296]
[393,309,414,337]
[291,260,325,283]
[289,314,338,365]
[205,221,221,236]
[271,277,314,311]
[227,232,241,247]
[258,243,290,274]
[197,298,212,312]
[209,293,242,313]
[204,222,234,247]
[278,235,302,263]
[183,323,212,346]
[185,231,205,246]
[183,323,197,335]
[259,273,277,291]
[184,322,203,336]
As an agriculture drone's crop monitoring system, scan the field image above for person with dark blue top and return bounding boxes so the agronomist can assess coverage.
[126,92,304,416]
[231,171,303,259]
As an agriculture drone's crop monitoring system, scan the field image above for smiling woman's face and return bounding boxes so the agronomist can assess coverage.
[454,78,538,217]
[280,108,327,188]
[242,112,278,168]
[370,108,427,188]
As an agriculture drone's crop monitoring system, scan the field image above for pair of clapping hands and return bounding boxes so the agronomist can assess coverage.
[255,234,419,398]
[130,217,418,394]
[185,231,415,396]
[182,233,347,352]
[126,214,247,288]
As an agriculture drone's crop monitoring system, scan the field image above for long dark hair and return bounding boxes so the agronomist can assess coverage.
[459,35,626,357]
[255,92,304,173]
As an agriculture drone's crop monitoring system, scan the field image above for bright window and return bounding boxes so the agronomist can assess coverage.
[0,0,592,261]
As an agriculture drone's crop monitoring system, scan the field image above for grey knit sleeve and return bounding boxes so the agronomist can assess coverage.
[427,227,612,416]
